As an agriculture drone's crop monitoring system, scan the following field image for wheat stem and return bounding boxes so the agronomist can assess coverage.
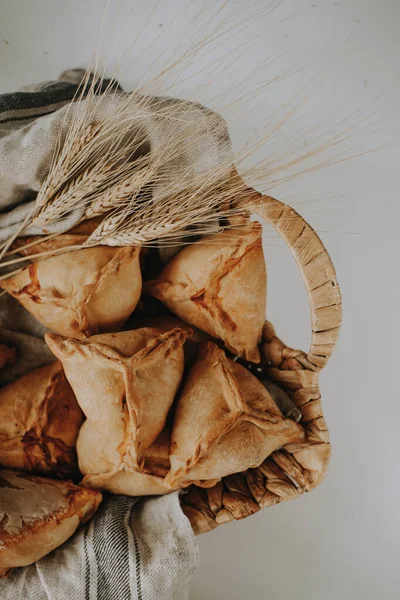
[0,245,84,268]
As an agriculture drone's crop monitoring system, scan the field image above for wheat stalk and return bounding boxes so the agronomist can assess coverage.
[85,164,153,218]
[0,0,377,273]
[42,121,102,201]
[33,161,115,226]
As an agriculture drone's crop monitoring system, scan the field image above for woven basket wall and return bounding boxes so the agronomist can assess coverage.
[181,192,342,534]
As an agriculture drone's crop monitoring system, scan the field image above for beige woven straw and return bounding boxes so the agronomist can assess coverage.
[181,191,342,534]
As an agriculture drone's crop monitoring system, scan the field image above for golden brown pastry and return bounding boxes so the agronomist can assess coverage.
[1,245,142,339]
[0,361,84,479]
[12,215,149,274]
[144,223,266,362]
[82,469,171,497]
[10,216,105,257]
[11,233,88,258]
[80,427,174,496]
[165,342,304,488]
[127,315,213,362]
[46,327,187,488]
[0,469,101,577]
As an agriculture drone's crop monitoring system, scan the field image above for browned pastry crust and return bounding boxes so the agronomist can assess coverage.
[10,216,104,257]
[81,427,175,496]
[46,328,188,494]
[127,315,213,362]
[45,326,304,497]
[144,223,267,363]
[11,217,148,268]
[0,189,339,537]
[12,234,88,258]
[165,342,304,488]
[1,245,142,339]
[0,361,84,479]
[0,469,101,575]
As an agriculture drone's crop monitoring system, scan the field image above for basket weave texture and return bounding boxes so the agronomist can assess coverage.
[181,193,342,534]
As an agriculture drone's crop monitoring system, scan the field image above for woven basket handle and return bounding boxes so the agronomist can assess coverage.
[236,192,342,369]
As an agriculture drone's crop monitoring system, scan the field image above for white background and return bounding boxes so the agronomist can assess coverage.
[0,1,399,598]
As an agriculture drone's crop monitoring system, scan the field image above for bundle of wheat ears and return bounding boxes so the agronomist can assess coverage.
[0,64,358,276]
[0,0,351,576]
[0,70,255,275]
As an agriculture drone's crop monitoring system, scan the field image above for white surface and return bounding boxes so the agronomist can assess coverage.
[0,1,399,599]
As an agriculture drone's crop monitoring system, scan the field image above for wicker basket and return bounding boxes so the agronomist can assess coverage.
[180,191,342,534]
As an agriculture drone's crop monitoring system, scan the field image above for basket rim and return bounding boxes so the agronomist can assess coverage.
[181,189,341,534]
[237,191,342,370]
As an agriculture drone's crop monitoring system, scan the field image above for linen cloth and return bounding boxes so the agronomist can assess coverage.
[0,70,204,599]
[0,68,231,378]
[0,493,199,600]
[0,70,231,243]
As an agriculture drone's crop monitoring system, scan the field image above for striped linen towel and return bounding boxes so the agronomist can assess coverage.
[0,493,198,600]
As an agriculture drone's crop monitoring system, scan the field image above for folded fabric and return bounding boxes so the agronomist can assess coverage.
[0,492,198,600]
[0,72,231,243]
[0,70,201,599]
